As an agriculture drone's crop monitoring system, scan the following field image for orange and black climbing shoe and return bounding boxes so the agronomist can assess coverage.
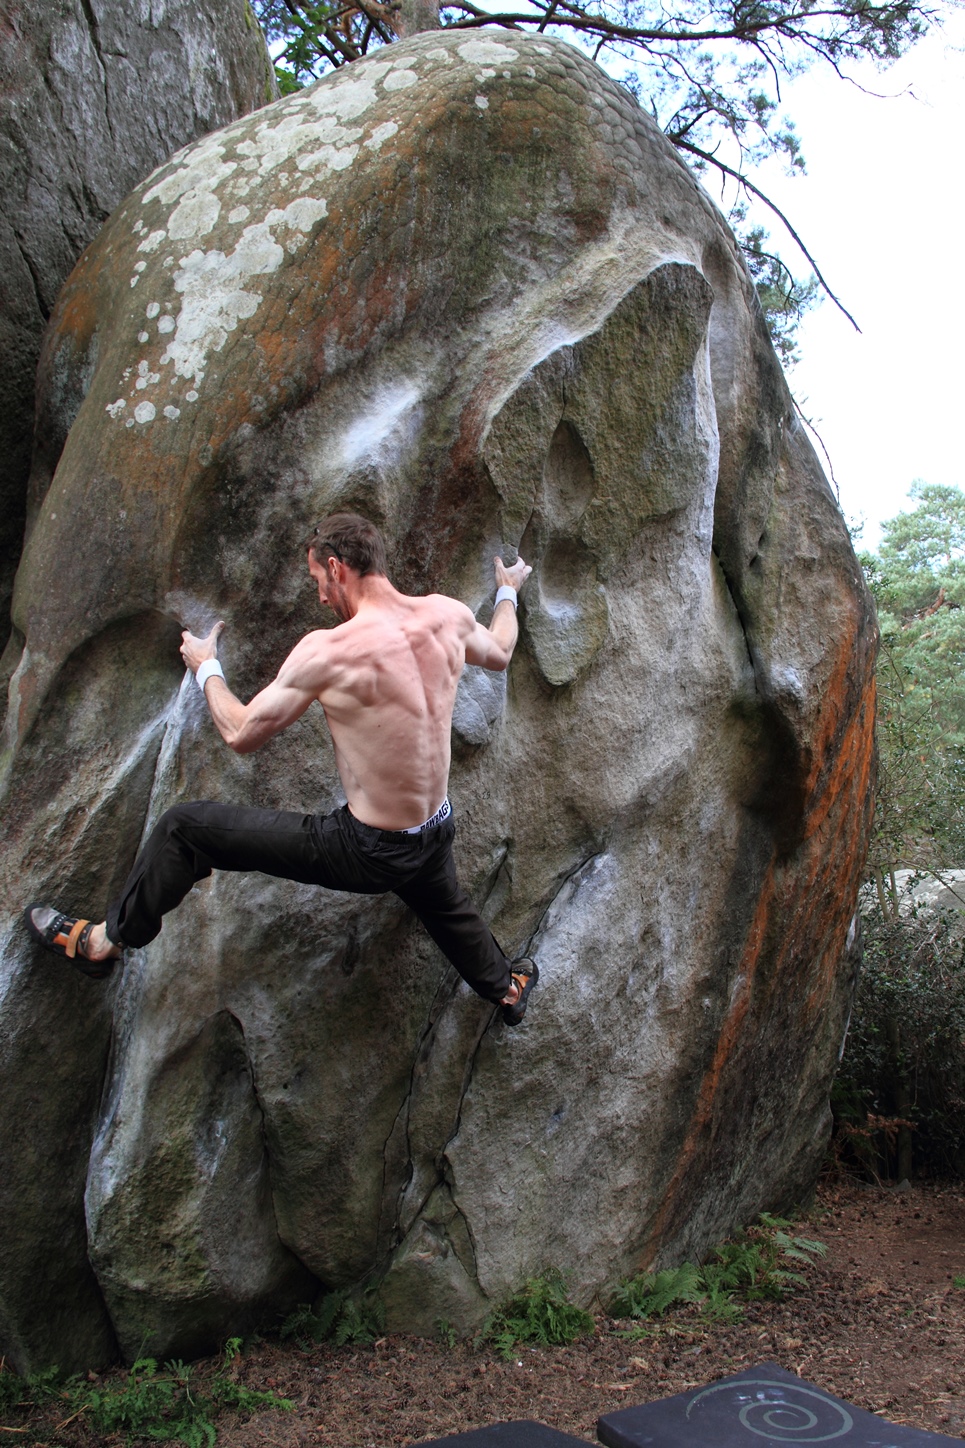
[502,958,538,1026]
[23,904,117,980]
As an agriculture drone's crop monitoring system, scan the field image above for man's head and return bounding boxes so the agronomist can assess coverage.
[308,514,388,578]
[307,513,388,621]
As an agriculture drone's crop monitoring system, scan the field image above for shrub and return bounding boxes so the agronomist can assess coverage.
[833,901,965,1179]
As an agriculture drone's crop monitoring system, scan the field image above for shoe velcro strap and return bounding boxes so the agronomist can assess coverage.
[64,918,90,959]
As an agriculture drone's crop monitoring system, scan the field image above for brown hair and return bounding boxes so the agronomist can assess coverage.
[308,513,388,577]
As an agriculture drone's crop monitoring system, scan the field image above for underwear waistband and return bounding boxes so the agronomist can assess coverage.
[400,798,452,834]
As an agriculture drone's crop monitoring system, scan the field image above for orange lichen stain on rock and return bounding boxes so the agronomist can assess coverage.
[639,866,778,1267]
[54,286,100,352]
[799,613,877,839]
[641,626,876,1264]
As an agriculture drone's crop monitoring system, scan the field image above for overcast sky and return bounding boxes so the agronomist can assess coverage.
[726,10,965,548]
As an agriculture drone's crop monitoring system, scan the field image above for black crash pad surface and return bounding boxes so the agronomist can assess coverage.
[418,1421,592,1446]
[597,1362,963,1448]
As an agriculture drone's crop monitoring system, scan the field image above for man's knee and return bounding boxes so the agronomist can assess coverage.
[153,801,210,841]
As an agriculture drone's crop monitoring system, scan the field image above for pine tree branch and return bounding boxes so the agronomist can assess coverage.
[672,137,860,330]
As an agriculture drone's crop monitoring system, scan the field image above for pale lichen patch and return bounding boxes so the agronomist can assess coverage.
[167,188,221,242]
[146,303,161,319]
[384,69,418,91]
[143,151,237,209]
[365,121,398,152]
[137,230,166,254]
[133,401,156,424]
[159,221,285,383]
[295,143,358,174]
[475,95,489,110]
[458,38,519,64]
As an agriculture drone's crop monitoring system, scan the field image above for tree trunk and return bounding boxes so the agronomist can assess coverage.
[394,0,441,37]
[884,1015,914,1182]
[874,867,889,918]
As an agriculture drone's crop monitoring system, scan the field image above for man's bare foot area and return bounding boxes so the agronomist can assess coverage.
[85,923,122,961]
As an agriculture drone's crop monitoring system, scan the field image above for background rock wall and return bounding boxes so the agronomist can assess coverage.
[0,32,876,1372]
[0,0,277,643]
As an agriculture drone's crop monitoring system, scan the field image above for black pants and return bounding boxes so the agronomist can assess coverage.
[105,801,513,1003]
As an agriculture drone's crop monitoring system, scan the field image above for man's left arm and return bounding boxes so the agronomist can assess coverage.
[464,555,532,671]
[180,623,317,754]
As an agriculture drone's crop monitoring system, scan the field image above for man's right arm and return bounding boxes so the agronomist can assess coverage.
[181,624,322,754]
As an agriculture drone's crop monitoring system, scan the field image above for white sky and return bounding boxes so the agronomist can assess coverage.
[722,11,965,547]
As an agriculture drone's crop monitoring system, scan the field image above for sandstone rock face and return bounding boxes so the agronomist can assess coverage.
[0,32,876,1372]
[0,0,277,643]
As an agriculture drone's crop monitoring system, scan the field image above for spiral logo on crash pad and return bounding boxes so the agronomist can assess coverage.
[685,1380,854,1442]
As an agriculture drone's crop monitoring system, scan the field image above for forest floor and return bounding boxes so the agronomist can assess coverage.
[4,1177,965,1447]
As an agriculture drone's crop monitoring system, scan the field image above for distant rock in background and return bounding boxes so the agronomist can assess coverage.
[0,32,877,1373]
[862,871,965,934]
[0,0,277,644]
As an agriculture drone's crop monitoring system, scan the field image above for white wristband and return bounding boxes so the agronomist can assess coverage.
[195,658,225,693]
[494,585,518,608]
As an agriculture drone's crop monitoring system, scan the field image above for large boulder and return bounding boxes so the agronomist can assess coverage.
[0,0,277,644]
[0,31,877,1372]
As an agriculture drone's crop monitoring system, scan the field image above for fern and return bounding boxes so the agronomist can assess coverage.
[483,1271,594,1359]
[611,1213,826,1323]
[280,1289,385,1348]
[610,1262,705,1319]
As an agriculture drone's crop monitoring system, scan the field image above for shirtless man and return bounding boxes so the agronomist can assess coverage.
[25,513,537,1022]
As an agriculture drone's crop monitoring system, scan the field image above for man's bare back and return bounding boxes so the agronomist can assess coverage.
[181,542,531,831]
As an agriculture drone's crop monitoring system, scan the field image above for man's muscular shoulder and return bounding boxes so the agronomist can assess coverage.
[419,592,476,636]
[276,627,338,692]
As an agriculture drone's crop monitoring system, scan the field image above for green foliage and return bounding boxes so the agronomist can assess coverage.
[833,902,965,1180]
[610,1215,826,1327]
[274,63,303,94]
[953,1274,965,1288]
[280,1289,385,1347]
[732,213,820,367]
[860,484,965,879]
[483,1271,594,1359]
[436,1318,457,1349]
[0,1344,291,1447]
[0,1362,60,1413]
[77,1356,213,1445]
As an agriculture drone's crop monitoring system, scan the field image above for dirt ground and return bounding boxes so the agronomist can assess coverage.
[6,1178,965,1446]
